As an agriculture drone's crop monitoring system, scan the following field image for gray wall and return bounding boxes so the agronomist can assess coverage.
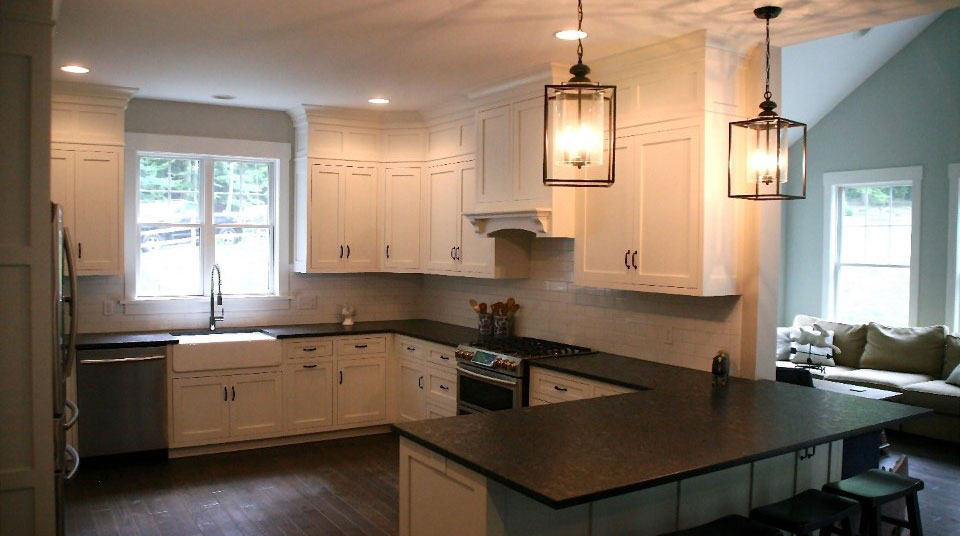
[125,98,294,143]
[782,10,960,327]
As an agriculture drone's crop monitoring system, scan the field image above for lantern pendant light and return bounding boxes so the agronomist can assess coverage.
[728,6,807,200]
[544,0,616,187]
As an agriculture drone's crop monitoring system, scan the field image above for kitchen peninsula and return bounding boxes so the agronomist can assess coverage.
[393,356,929,536]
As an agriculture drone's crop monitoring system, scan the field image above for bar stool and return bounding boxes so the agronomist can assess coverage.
[661,514,781,535]
[750,489,860,536]
[823,468,924,536]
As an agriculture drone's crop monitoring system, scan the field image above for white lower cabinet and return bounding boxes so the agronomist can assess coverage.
[399,358,427,422]
[528,366,635,404]
[283,361,335,431]
[172,371,281,446]
[337,357,388,425]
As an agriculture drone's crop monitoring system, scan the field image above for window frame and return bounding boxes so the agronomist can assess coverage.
[948,163,960,331]
[123,133,291,314]
[821,166,922,326]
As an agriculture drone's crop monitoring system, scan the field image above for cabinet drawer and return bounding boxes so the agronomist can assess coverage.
[426,368,457,405]
[337,336,387,356]
[285,340,334,360]
[530,369,591,401]
[594,383,634,397]
[425,401,456,419]
[427,348,456,369]
[396,337,428,360]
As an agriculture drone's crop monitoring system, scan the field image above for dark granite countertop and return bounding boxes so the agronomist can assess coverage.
[260,319,477,347]
[529,352,711,391]
[76,319,476,351]
[393,376,929,509]
[76,332,181,350]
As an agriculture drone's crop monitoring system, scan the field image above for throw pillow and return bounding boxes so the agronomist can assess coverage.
[860,323,947,376]
[947,364,960,387]
[792,314,867,368]
[790,325,837,366]
[776,327,794,361]
[944,334,960,380]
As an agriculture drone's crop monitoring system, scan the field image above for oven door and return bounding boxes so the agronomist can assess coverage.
[456,365,522,414]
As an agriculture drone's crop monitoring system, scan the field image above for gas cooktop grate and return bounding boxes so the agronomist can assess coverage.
[466,337,592,358]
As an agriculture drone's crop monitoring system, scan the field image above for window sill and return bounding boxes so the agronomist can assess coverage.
[121,295,292,315]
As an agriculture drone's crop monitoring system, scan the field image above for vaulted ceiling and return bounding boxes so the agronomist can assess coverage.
[52,0,958,111]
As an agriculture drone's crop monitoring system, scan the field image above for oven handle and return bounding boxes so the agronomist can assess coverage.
[456,366,517,386]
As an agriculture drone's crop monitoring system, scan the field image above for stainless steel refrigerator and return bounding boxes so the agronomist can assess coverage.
[52,203,80,536]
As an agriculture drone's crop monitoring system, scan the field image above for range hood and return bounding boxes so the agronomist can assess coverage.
[464,210,557,238]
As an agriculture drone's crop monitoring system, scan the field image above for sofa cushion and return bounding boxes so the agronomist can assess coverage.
[789,325,837,366]
[792,314,867,368]
[823,368,935,391]
[947,364,960,387]
[776,327,794,361]
[859,323,947,376]
[944,334,960,380]
[901,380,960,416]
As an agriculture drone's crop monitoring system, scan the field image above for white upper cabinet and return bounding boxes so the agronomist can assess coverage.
[470,90,575,238]
[382,167,422,271]
[50,146,123,275]
[575,32,742,296]
[297,161,379,273]
[50,83,134,276]
[423,159,529,279]
[426,116,475,161]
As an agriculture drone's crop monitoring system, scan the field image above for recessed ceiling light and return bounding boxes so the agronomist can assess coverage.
[212,94,236,100]
[554,29,587,40]
[368,98,390,104]
[60,65,90,74]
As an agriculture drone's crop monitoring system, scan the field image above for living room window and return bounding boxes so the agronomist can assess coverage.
[949,163,960,331]
[823,166,922,327]
[123,133,291,311]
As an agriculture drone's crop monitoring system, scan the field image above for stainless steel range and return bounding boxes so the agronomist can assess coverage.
[454,337,592,414]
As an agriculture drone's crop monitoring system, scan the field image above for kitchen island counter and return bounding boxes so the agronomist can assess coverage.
[394,372,928,510]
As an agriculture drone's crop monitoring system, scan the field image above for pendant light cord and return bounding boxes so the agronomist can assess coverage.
[576,0,584,64]
[763,15,772,101]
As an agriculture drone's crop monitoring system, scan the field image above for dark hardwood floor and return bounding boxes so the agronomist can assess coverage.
[886,431,960,535]
[66,432,960,536]
[66,434,400,536]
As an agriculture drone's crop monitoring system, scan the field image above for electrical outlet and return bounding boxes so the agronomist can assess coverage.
[296,295,317,310]
[102,300,115,316]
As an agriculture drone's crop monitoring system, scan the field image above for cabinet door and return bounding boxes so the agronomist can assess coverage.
[229,371,283,438]
[283,362,334,431]
[50,149,76,233]
[337,357,387,425]
[513,97,547,202]
[171,376,230,445]
[343,166,378,271]
[309,165,344,271]
[424,165,460,272]
[74,150,121,274]
[398,358,425,422]
[384,167,421,270]
[476,104,512,204]
[634,127,701,289]
[575,137,636,286]
[457,162,494,275]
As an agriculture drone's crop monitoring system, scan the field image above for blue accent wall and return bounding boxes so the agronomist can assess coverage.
[781,9,960,327]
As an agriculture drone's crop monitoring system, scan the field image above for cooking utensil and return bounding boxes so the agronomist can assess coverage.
[479,303,487,314]
[469,299,480,312]
[506,297,515,311]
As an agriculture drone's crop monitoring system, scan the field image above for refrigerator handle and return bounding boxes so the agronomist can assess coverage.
[63,399,79,430]
[64,444,80,480]
[63,226,79,377]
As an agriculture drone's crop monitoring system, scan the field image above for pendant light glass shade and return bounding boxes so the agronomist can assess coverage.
[728,6,807,200]
[544,0,617,187]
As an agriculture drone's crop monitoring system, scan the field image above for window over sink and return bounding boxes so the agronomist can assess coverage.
[124,133,290,307]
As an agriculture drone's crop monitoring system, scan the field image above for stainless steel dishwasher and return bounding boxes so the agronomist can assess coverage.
[76,346,167,456]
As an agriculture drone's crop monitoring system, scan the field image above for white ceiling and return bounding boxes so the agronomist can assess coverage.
[781,11,941,132]
[52,0,959,111]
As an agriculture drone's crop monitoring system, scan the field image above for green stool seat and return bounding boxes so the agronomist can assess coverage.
[823,469,924,536]
[750,489,860,536]
[662,514,781,535]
